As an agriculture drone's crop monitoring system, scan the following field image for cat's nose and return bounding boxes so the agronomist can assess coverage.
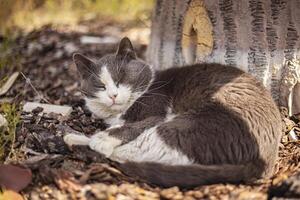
[109,94,118,102]
[111,94,117,99]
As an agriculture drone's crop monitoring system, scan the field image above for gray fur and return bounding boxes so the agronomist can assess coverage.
[71,37,282,188]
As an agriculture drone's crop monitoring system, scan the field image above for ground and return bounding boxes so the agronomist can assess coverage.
[0,21,299,200]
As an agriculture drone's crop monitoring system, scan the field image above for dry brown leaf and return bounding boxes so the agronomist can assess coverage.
[0,164,32,192]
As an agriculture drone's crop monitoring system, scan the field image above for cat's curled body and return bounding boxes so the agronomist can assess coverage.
[64,37,282,188]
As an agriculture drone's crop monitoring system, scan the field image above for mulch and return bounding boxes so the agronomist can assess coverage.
[1,22,299,200]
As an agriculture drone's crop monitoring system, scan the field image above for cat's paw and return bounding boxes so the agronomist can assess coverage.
[64,134,91,146]
[89,132,122,157]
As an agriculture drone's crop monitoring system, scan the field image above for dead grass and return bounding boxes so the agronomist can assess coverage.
[0,0,154,35]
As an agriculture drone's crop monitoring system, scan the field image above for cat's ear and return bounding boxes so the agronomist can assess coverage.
[73,53,97,79]
[116,37,136,60]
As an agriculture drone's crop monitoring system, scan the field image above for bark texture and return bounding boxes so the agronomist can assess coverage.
[147,0,300,114]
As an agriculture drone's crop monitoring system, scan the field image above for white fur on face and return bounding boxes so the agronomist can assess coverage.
[85,66,136,120]
[85,65,153,126]
[93,84,132,111]
[97,66,131,109]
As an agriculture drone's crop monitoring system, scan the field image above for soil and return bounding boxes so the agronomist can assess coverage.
[0,21,299,200]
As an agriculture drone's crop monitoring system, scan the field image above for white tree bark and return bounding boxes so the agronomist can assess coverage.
[147,0,300,115]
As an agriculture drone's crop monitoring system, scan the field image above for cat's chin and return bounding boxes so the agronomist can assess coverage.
[109,104,127,111]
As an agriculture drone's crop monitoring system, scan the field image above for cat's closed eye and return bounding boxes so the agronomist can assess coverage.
[116,81,120,87]
[95,84,106,91]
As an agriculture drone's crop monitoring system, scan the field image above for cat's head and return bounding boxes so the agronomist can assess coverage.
[73,37,153,118]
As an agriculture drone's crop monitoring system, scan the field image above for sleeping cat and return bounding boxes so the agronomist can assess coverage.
[64,37,282,188]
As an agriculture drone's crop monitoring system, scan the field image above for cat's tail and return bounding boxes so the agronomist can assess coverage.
[118,161,264,188]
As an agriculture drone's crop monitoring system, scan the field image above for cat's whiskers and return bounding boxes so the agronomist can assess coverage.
[142,92,169,98]
[134,80,170,92]
[141,79,174,93]
[79,89,88,96]
[135,92,171,106]
[134,100,149,107]
[125,95,149,108]
[136,64,148,77]
[134,85,148,92]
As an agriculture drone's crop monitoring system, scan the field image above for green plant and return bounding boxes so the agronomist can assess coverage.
[0,36,14,68]
[0,36,20,80]
[0,103,20,162]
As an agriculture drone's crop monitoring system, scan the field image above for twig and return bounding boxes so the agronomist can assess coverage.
[0,72,19,96]
[20,72,50,103]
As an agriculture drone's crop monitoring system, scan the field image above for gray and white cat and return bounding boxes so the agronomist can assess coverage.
[64,37,282,188]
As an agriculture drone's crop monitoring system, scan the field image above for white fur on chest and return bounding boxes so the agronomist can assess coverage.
[105,113,125,127]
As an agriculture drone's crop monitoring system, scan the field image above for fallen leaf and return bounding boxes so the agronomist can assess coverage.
[0,190,24,200]
[0,164,32,192]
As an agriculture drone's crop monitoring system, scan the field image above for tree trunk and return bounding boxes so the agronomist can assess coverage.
[147,0,300,115]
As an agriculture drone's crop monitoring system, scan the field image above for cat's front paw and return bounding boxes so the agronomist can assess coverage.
[89,132,122,157]
[64,134,91,146]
